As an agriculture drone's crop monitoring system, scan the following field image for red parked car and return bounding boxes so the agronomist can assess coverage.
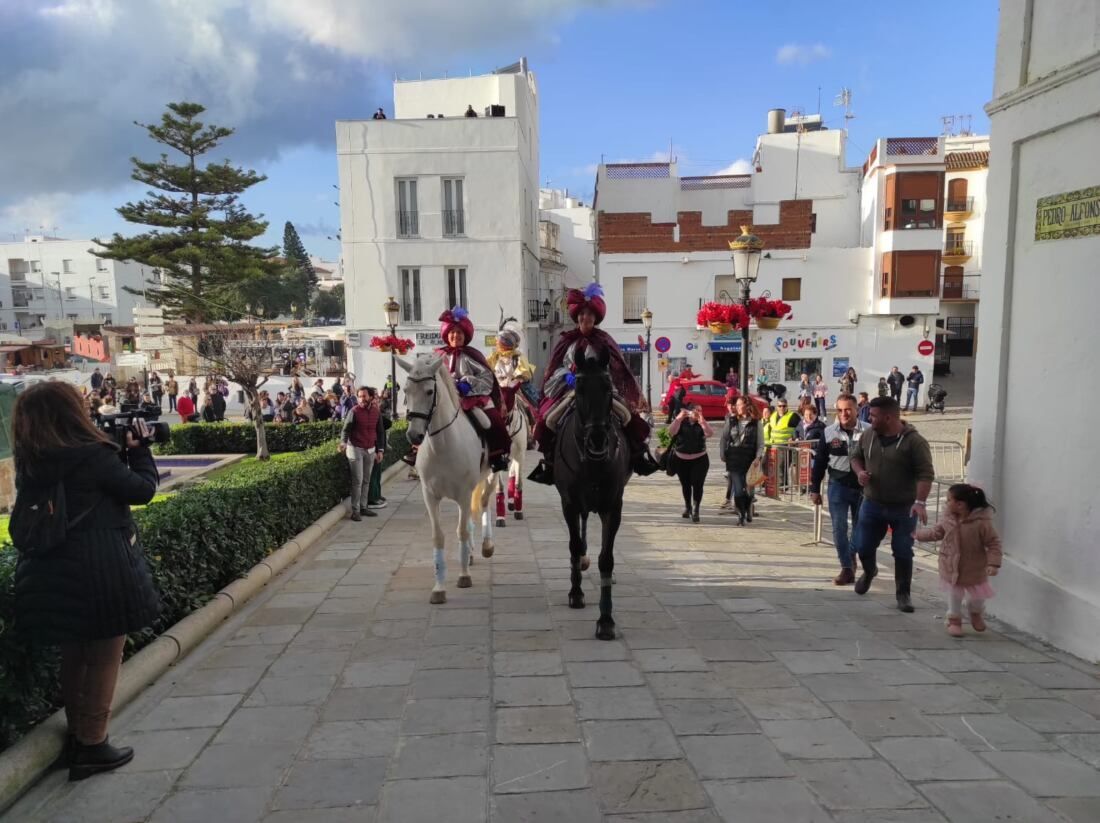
[660,380,770,420]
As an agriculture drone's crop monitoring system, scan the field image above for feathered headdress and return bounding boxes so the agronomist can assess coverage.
[567,282,606,324]
[497,306,523,351]
[439,306,474,346]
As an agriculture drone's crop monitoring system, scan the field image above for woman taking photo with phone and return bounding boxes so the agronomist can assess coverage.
[11,382,160,781]
[667,402,713,522]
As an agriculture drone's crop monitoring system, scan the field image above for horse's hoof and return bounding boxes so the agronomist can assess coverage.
[457,575,472,589]
[429,590,447,604]
[580,556,591,572]
[514,511,524,521]
[496,518,506,528]
[595,620,616,641]
[481,540,495,558]
[568,592,585,609]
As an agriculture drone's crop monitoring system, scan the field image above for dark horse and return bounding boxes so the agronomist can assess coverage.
[553,346,631,640]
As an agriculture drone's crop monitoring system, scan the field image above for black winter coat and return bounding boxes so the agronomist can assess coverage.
[14,442,161,644]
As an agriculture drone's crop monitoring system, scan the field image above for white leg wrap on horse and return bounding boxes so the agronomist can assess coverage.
[460,539,471,572]
[434,547,446,587]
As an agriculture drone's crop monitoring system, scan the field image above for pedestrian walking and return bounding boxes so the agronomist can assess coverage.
[812,374,828,417]
[798,373,812,404]
[850,396,936,612]
[339,387,385,520]
[810,394,868,584]
[904,365,925,412]
[719,396,763,526]
[149,372,163,410]
[915,484,1002,637]
[366,387,389,510]
[10,382,160,781]
[886,366,904,404]
[667,403,712,523]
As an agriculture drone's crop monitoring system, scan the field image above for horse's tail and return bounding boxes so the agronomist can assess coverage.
[470,468,491,525]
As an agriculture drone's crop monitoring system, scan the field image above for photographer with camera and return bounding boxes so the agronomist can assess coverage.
[11,382,162,781]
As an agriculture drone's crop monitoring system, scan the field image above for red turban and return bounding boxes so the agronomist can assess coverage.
[567,282,606,325]
[439,307,475,345]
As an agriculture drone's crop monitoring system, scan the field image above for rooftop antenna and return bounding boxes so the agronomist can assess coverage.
[817,86,822,114]
[941,115,955,136]
[789,108,805,199]
[958,114,973,135]
[834,88,855,126]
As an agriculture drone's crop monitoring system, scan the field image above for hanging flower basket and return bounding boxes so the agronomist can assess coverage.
[697,302,749,334]
[747,297,792,329]
[370,335,415,355]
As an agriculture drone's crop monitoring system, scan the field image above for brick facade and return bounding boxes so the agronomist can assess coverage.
[598,199,813,254]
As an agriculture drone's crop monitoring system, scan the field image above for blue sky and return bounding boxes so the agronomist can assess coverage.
[0,0,997,261]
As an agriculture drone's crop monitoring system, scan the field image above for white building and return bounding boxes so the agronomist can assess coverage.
[337,59,540,384]
[594,111,990,408]
[0,236,150,336]
[311,256,343,291]
[971,0,1100,660]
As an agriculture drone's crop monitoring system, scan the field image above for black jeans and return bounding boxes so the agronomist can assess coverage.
[676,454,709,510]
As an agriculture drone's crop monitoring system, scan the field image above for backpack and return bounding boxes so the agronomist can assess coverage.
[10,477,97,558]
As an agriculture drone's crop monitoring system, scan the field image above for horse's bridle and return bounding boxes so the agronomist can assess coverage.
[405,373,460,437]
[573,375,617,463]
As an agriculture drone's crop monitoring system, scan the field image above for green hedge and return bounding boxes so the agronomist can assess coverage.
[156,420,343,455]
[0,420,415,751]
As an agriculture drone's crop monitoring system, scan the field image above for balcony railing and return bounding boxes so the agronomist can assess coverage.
[443,209,465,237]
[941,273,981,300]
[945,197,974,213]
[396,210,419,237]
[623,294,647,324]
[944,240,974,257]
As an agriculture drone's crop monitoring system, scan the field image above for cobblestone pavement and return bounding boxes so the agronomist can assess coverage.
[13,465,1100,823]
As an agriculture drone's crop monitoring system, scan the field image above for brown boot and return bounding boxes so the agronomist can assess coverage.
[833,567,855,586]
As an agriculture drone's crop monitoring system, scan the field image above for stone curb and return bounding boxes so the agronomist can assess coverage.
[0,459,409,813]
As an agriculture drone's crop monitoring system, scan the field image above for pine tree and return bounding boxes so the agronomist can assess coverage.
[94,102,283,322]
[282,221,317,317]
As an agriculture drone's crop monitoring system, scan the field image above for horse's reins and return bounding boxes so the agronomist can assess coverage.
[406,373,461,437]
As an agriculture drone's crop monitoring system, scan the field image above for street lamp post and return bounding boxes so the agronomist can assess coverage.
[383,296,401,418]
[640,307,653,413]
[729,226,763,398]
[88,277,96,321]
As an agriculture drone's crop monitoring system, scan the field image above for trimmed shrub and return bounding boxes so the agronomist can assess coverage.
[156,420,342,455]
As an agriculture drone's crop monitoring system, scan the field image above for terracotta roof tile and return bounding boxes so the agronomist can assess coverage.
[946,150,989,170]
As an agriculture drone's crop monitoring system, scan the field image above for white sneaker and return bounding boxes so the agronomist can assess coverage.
[367,500,387,509]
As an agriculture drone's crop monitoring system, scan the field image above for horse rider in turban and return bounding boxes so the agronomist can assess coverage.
[528,283,659,484]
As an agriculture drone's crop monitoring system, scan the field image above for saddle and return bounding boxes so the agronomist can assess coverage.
[544,392,631,433]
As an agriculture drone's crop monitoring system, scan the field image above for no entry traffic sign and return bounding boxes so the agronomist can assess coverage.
[917,339,935,356]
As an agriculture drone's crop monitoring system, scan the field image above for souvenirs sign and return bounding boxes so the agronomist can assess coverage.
[1035,185,1100,242]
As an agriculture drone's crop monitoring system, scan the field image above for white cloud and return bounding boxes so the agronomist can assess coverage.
[775,42,831,66]
[1,193,74,236]
[714,158,752,175]
[0,0,627,213]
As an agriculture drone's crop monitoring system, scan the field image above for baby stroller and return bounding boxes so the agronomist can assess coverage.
[926,383,947,414]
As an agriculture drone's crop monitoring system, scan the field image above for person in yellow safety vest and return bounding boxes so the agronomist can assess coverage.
[765,399,801,445]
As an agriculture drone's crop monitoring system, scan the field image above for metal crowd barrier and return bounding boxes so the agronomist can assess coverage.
[761,439,967,548]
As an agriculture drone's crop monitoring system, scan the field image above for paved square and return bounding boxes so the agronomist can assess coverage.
[14,468,1100,822]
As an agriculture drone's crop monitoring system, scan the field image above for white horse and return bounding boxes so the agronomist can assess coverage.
[399,354,495,604]
[493,402,530,527]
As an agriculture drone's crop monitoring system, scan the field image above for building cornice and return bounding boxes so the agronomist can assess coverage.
[985,50,1100,116]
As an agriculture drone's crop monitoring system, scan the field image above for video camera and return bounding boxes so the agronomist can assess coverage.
[97,405,172,457]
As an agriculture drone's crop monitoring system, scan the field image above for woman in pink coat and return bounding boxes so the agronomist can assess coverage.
[915,484,1002,637]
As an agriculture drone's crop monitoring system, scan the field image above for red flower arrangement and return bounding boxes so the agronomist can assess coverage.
[747,297,793,320]
[696,302,749,331]
[370,334,415,354]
